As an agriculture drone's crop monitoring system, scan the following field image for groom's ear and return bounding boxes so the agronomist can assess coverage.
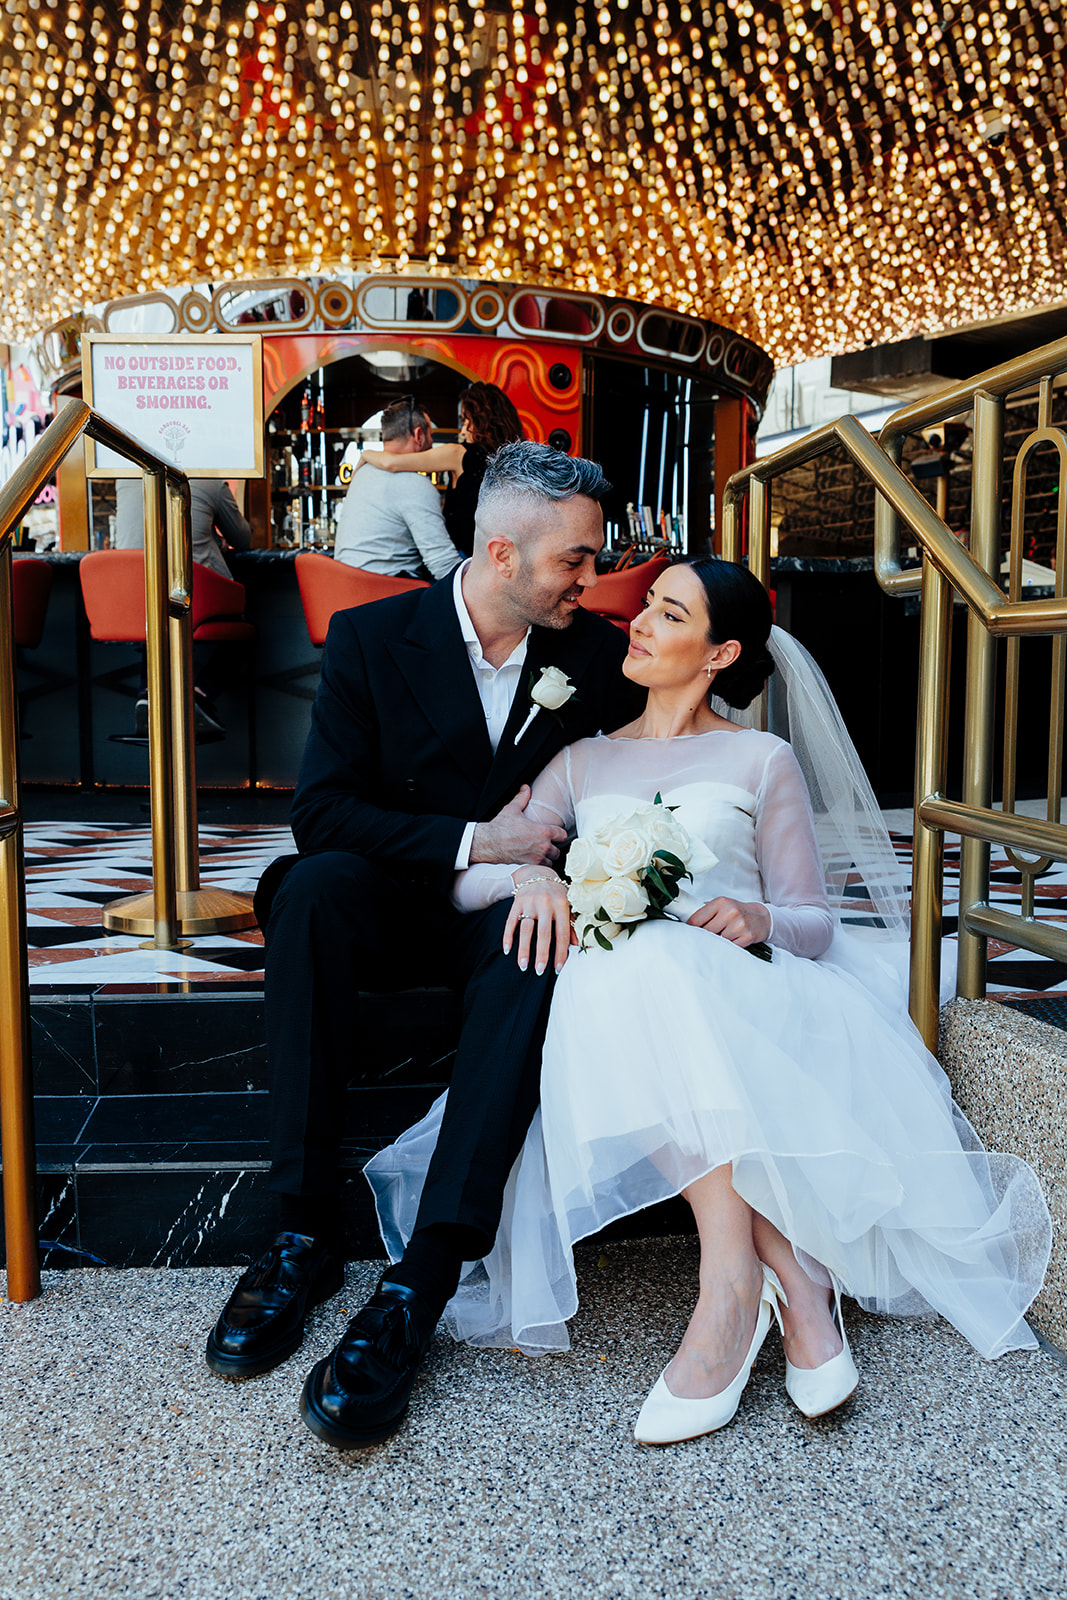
[485,534,517,579]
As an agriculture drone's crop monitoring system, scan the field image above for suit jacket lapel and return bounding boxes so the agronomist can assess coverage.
[476,623,599,819]
[385,579,493,785]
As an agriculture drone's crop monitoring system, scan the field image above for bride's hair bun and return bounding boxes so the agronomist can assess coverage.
[682,557,775,710]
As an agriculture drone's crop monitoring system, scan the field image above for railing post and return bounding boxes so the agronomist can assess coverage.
[956,393,1002,1000]
[749,476,771,731]
[0,540,40,1303]
[142,470,183,949]
[910,555,954,1050]
[166,475,199,896]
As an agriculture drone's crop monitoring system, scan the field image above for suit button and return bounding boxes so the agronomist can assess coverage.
[405,779,417,793]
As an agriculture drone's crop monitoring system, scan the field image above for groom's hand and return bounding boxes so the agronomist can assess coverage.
[469,786,568,866]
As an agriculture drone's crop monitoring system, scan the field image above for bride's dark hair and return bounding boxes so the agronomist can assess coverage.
[683,558,775,710]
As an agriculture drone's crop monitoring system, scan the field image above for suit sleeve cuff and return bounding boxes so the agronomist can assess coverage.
[454,820,477,871]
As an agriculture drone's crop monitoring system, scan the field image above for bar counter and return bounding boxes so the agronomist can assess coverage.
[13,550,1057,800]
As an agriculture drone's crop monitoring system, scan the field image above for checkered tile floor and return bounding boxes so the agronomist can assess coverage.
[20,818,1067,1000]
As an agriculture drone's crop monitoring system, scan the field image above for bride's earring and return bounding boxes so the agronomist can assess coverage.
[704,665,713,680]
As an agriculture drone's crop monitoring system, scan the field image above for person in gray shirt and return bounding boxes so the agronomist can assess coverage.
[334,396,461,582]
[114,476,252,578]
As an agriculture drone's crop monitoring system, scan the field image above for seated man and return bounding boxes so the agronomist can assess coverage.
[205,441,639,1448]
[333,395,461,582]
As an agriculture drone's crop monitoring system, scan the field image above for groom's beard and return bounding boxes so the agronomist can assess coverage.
[510,566,584,631]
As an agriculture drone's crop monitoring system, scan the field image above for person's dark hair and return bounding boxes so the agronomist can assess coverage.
[684,557,775,710]
[460,382,525,452]
[381,395,432,443]
[479,439,611,508]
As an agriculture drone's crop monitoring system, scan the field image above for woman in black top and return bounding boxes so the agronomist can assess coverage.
[352,382,525,556]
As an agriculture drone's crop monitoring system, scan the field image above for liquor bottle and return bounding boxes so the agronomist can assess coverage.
[300,387,311,432]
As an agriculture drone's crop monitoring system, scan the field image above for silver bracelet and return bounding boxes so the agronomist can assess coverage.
[514,874,562,890]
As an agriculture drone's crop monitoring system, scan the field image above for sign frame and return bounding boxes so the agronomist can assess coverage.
[81,332,264,479]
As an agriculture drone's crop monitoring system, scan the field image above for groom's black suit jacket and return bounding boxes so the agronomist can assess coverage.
[274,573,636,910]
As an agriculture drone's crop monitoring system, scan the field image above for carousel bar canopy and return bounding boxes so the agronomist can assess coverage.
[2,0,1067,364]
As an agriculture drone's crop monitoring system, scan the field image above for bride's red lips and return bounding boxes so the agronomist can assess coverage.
[628,642,650,657]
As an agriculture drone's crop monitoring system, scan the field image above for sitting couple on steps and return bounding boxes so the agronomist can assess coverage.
[206,440,1050,1449]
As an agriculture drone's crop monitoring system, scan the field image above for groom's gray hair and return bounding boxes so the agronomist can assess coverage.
[475,441,611,549]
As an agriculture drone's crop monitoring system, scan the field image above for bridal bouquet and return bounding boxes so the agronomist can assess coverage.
[566,796,713,952]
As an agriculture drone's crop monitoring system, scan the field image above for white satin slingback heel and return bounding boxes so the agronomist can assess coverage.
[772,1270,859,1419]
[634,1265,784,1445]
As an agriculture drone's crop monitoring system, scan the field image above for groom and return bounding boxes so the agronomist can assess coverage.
[206,441,637,1446]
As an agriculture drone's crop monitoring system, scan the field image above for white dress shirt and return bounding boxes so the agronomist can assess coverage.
[452,560,530,870]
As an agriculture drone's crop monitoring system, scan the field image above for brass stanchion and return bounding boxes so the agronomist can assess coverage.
[102,465,255,940]
[0,536,40,1303]
[909,556,953,1052]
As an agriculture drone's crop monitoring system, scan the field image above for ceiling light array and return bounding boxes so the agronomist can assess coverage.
[0,0,1065,364]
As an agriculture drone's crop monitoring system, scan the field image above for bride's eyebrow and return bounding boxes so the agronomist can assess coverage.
[660,595,691,615]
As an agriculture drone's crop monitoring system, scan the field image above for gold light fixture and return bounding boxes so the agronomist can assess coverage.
[1,1,1066,363]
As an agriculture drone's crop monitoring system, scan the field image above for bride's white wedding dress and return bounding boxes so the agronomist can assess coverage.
[366,728,1051,1362]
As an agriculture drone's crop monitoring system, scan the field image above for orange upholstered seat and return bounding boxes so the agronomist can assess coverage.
[295,552,428,646]
[79,549,254,643]
[579,554,671,632]
[11,558,53,648]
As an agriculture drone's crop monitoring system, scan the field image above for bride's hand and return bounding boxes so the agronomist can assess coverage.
[686,897,771,948]
[503,872,572,975]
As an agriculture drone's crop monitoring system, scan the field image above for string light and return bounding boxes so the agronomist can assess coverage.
[1,1,1066,364]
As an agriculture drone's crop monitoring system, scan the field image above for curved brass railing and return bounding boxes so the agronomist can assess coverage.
[0,403,254,1303]
[723,336,1067,1053]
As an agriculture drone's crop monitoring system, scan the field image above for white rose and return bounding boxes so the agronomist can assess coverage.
[575,915,624,950]
[645,811,692,862]
[531,666,576,712]
[599,875,648,923]
[567,878,607,916]
[565,835,609,884]
[600,825,651,877]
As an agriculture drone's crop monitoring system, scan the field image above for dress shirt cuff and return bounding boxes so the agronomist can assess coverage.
[454,820,477,871]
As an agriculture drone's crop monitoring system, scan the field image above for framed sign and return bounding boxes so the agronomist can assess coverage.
[82,333,264,478]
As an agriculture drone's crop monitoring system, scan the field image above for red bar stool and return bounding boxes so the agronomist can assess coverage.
[79,549,256,756]
[11,558,53,648]
[295,552,428,646]
[579,553,671,632]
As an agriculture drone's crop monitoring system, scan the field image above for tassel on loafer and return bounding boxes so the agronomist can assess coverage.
[772,1270,859,1419]
[634,1265,783,1445]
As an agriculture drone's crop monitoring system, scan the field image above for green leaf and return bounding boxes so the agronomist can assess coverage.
[594,906,610,921]
[593,927,615,952]
[748,941,774,963]
[652,849,685,874]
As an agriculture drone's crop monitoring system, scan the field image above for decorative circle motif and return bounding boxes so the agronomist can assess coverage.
[606,306,636,344]
[705,333,726,368]
[548,362,573,392]
[179,293,213,332]
[548,427,572,453]
[470,289,506,328]
[317,282,355,327]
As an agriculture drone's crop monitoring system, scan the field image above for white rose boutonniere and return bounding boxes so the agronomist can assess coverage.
[513,665,577,745]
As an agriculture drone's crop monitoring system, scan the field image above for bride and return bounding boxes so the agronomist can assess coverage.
[367,558,1051,1443]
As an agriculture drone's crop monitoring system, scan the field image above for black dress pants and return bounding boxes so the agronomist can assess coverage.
[261,851,556,1257]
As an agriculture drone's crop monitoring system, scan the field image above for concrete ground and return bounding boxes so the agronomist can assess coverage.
[1,1237,1064,1600]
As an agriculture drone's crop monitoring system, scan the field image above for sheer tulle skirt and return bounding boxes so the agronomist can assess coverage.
[366,921,1050,1361]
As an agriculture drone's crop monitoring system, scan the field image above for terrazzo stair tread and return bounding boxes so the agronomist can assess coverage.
[939,997,1067,1352]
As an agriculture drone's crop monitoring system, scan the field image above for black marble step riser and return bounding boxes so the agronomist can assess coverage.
[4,1172,695,1270]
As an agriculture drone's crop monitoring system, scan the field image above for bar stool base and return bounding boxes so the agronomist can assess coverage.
[103,888,257,938]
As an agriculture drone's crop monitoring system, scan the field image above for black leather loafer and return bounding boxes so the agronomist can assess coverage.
[299,1279,440,1448]
[205,1232,344,1379]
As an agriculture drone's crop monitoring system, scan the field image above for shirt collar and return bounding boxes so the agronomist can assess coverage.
[453,559,530,668]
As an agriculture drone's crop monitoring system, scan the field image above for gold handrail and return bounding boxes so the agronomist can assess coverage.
[723,336,1067,1054]
[0,404,255,1303]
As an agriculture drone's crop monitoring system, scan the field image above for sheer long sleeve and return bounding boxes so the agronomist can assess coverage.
[754,742,834,958]
[451,747,577,912]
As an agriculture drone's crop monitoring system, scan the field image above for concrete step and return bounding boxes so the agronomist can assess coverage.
[939,997,1067,1351]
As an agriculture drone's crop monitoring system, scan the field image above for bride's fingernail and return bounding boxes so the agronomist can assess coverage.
[518,958,527,971]
[535,962,546,976]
